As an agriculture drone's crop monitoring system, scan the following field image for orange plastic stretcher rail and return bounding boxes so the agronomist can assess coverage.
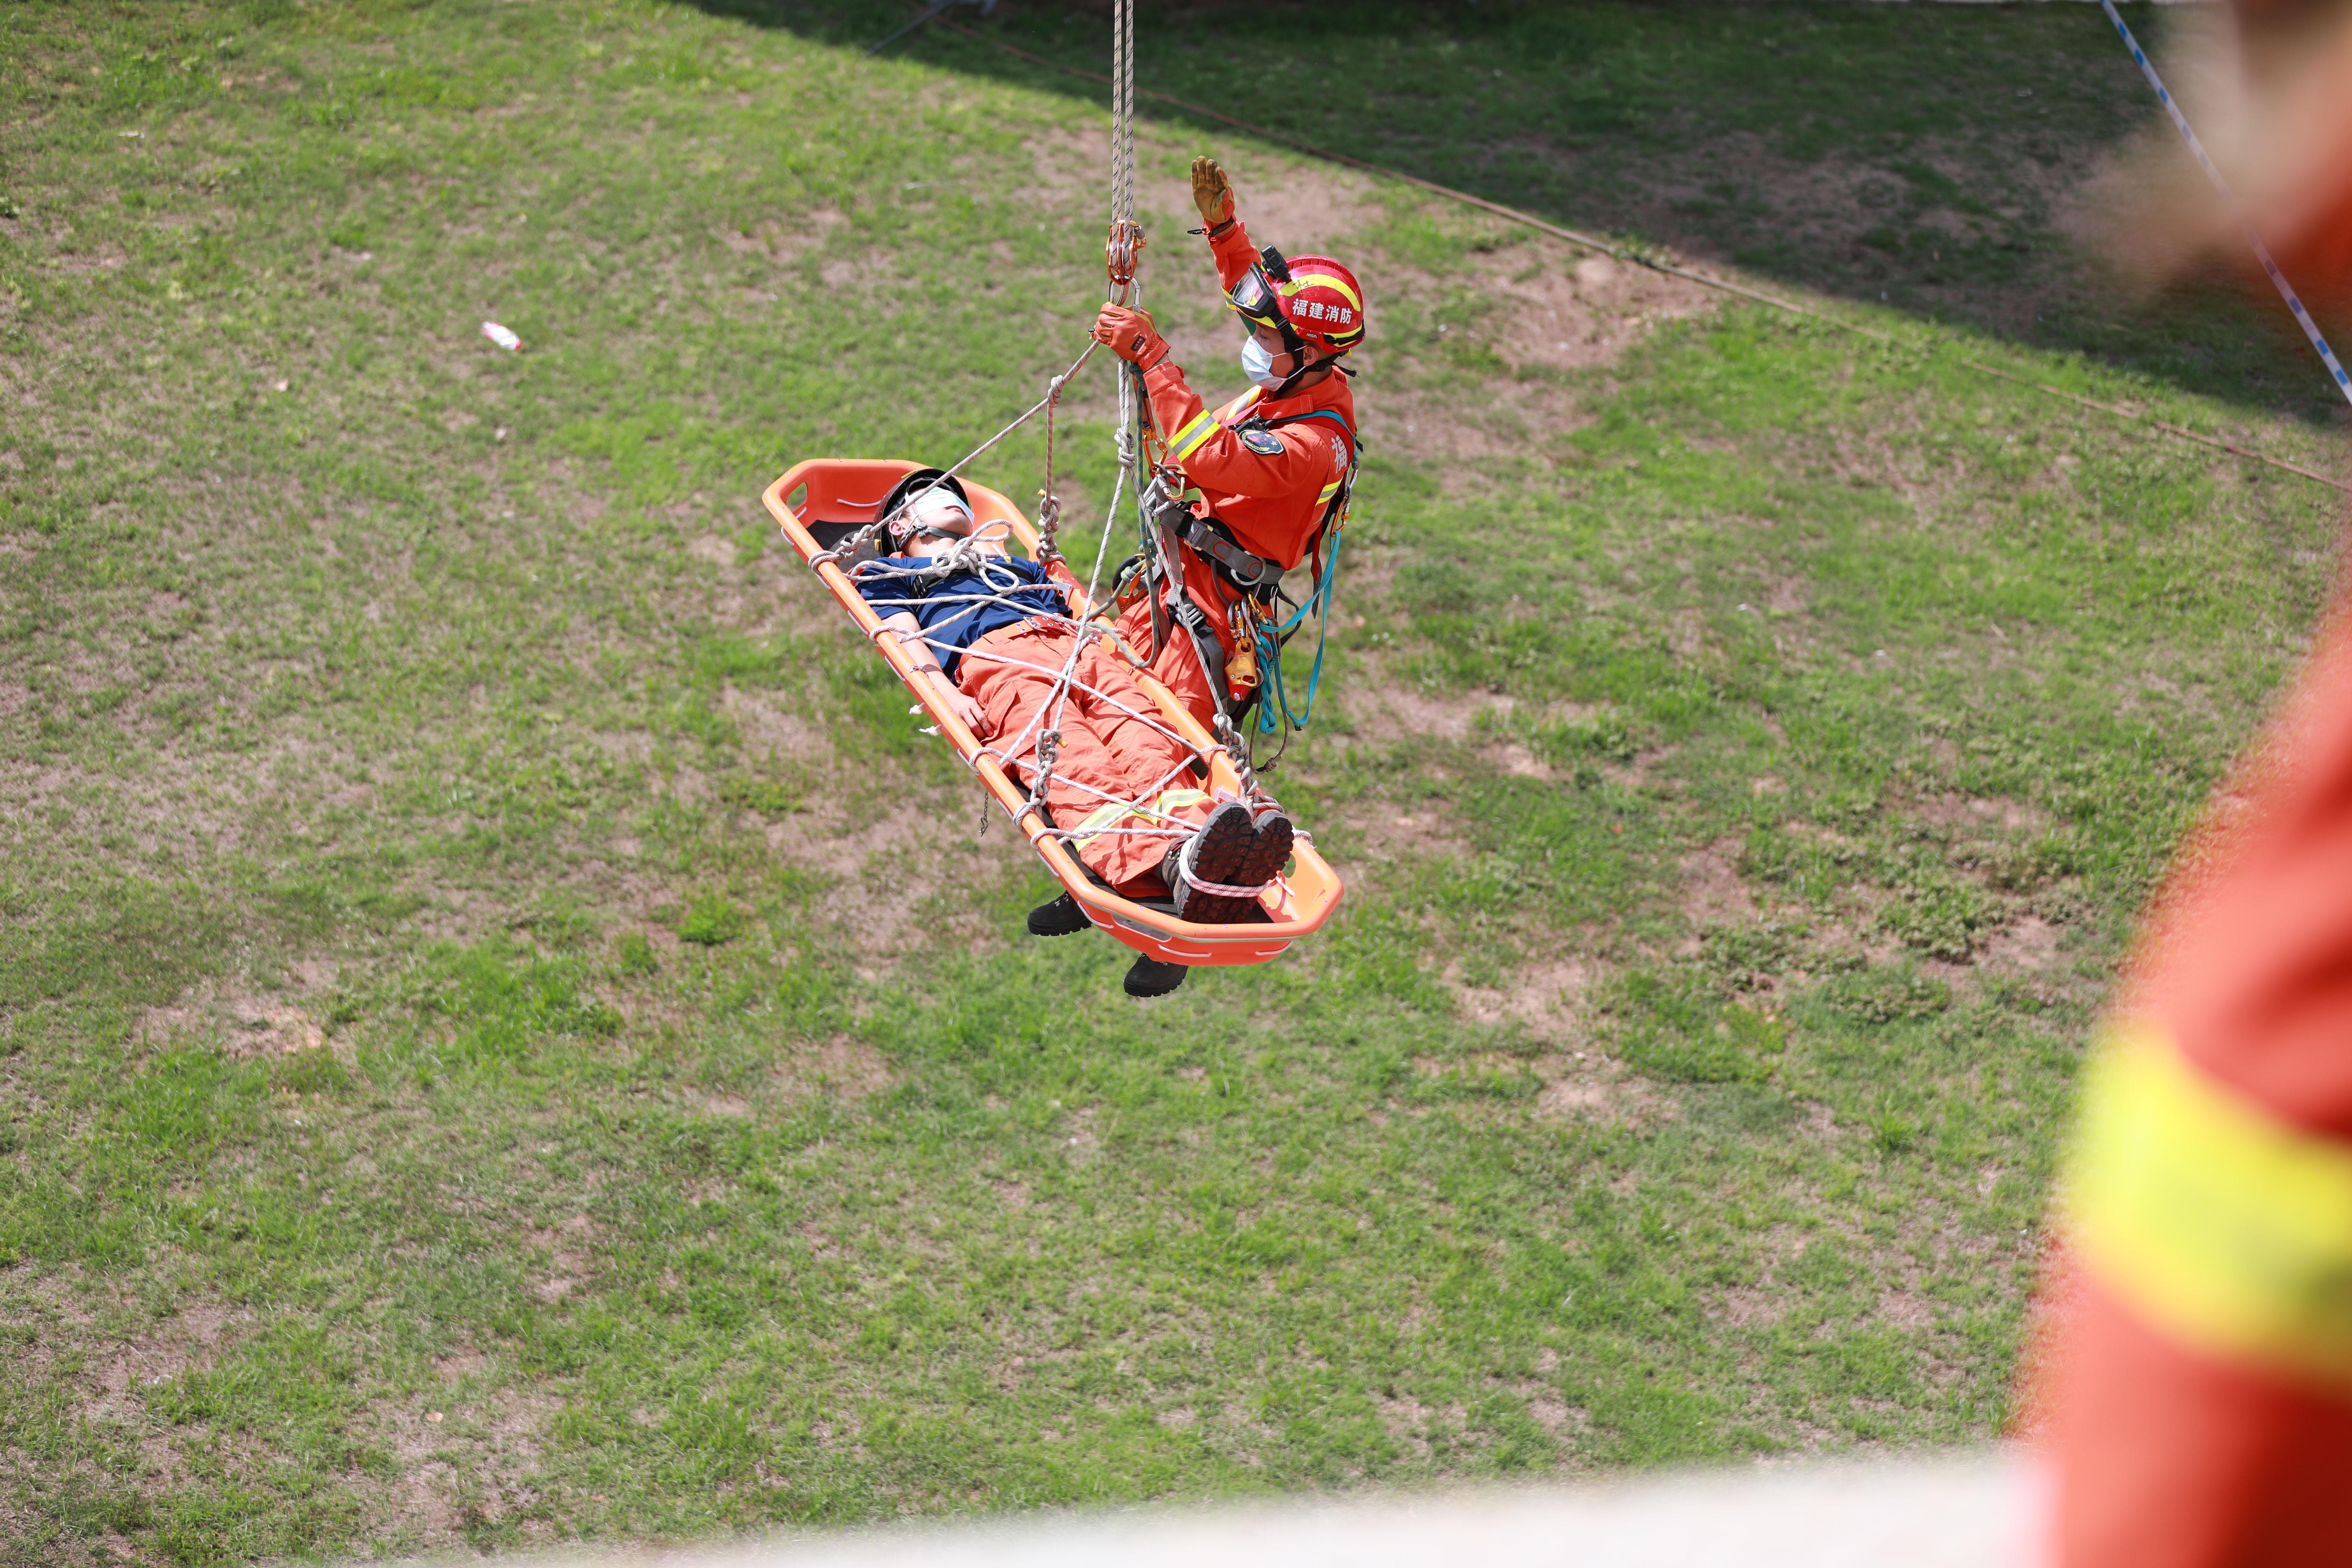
[762,457,1344,968]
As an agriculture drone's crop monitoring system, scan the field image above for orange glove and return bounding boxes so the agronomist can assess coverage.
[1191,156,1234,230]
[1093,304,1171,370]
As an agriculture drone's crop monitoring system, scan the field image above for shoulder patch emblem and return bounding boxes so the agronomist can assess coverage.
[1240,427,1286,456]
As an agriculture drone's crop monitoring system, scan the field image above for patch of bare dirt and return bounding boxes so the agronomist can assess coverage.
[1338,657,1522,746]
[771,1035,894,1102]
[1497,251,1717,374]
[1322,797,1474,882]
[1679,841,1756,927]
[1907,792,2047,833]
[369,1386,559,1543]
[719,686,831,768]
[1532,1048,1674,1129]
[1453,957,1587,1041]
[1371,1390,1439,1459]
[756,799,1024,955]
[1535,1074,1673,1129]
[1717,1286,1785,1329]
[135,995,328,1060]
[1878,1289,1934,1331]
[1975,913,2060,972]
[1357,227,1716,464]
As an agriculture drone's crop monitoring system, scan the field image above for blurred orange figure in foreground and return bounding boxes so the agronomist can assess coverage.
[2044,5,2352,1561]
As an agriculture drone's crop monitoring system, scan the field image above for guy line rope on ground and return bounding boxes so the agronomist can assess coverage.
[903,10,2349,498]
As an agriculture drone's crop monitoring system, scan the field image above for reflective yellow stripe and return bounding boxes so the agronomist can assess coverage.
[1317,479,1343,503]
[1070,789,1210,850]
[1168,411,1220,462]
[1283,271,1361,311]
[2066,1023,2352,1385]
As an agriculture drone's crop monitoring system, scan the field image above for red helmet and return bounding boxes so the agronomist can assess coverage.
[1228,248,1366,356]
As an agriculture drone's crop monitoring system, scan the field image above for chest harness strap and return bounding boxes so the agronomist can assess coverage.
[1137,406,1358,732]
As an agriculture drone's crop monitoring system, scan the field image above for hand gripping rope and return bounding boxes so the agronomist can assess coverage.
[771,0,1338,961]
[838,0,1275,893]
[2098,0,2352,409]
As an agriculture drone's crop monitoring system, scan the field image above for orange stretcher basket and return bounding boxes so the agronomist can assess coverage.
[763,458,1344,968]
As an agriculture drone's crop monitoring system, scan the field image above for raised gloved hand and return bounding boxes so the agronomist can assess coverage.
[1191,155,1234,230]
[1092,304,1170,370]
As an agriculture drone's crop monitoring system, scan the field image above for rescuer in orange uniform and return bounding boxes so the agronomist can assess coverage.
[2039,3,2352,1560]
[1088,156,1362,732]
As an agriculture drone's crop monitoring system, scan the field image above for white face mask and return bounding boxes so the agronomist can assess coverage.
[906,489,974,538]
[1240,334,1285,390]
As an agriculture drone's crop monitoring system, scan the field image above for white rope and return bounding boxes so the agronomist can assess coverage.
[1027,0,1149,836]
[852,523,1214,850]
[813,341,1100,567]
[834,0,1272,898]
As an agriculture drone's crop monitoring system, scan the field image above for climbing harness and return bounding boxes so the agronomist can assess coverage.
[762,0,1343,967]
[1128,380,1359,769]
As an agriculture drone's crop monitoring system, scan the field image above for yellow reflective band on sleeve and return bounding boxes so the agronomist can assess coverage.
[2066,1023,2352,1386]
[1168,411,1220,462]
[1317,479,1343,504]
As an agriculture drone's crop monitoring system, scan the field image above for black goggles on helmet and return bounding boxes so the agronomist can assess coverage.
[1227,247,1304,349]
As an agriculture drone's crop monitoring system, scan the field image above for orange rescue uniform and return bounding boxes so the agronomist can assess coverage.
[957,620,1216,893]
[2046,592,2352,1564]
[1116,217,1357,728]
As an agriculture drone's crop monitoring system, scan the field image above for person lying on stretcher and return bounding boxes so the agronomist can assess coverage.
[849,469,1295,999]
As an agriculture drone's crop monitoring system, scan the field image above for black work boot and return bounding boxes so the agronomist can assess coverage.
[1124,954,1189,997]
[1169,799,1258,925]
[1233,808,1296,896]
[1026,892,1091,937]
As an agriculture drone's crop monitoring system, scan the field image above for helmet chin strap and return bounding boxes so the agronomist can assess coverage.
[1268,350,1337,400]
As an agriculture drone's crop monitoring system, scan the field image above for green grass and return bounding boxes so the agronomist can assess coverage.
[1,0,2342,1560]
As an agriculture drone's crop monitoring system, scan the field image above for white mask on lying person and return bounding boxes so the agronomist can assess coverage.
[906,487,975,540]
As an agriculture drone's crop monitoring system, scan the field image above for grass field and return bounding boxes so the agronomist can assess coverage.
[3,0,2346,1561]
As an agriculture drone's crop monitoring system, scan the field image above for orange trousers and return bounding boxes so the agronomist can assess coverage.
[1117,589,1227,732]
[958,621,1209,890]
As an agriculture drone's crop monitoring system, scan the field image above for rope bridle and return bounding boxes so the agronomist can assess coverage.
[825,0,1287,901]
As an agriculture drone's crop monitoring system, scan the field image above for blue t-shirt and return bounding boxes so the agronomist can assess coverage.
[852,552,1070,679]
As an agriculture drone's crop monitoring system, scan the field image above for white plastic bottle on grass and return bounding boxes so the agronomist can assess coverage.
[481,321,521,351]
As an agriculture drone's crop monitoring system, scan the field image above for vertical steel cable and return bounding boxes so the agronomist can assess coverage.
[1032,0,1146,826]
[1106,0,1145,620]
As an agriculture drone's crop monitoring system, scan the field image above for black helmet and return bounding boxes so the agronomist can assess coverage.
[874,468,973,548]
